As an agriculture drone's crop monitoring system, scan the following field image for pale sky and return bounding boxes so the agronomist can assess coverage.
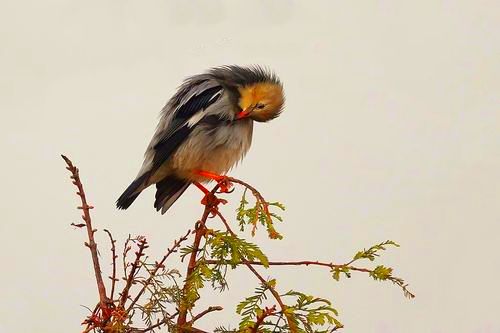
[1,1,499,332]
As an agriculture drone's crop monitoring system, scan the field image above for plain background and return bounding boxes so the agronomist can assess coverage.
[1,1,499,332]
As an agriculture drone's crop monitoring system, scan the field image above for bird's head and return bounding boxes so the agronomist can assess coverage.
[236,82,285,122]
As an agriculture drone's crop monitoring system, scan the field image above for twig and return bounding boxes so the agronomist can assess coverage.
[189,306,223,325]
[126,229,191,313]
[62,155,110,310]
[104,229,118,301]
[204,259,371,273]
[122,236,133,280]
[226,177,270,215]
[120,236,148,308]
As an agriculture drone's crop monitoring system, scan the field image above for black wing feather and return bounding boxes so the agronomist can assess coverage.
[176,85,222,119]
[152,125,192,169]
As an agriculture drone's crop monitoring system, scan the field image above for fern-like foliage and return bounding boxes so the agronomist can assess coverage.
[236,280,272,330]
[236,189,285,239]
[283,291,342,332]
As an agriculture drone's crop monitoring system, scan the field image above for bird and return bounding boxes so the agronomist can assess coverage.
[116,65,285,214]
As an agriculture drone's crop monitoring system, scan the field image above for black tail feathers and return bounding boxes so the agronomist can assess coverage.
[116,173,150,210]
[154,176,190,214]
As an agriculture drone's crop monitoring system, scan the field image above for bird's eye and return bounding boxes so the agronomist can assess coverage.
[256,103,265,109]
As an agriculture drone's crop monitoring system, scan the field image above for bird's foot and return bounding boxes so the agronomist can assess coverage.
[194,181,228,217]
[195,170,233,193]
[216,177,233,194]
[201,192,227,217]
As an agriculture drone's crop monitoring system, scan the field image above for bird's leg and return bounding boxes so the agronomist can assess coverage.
[193,181,211,195]
[194,170,233,193]
[193,181,227,217]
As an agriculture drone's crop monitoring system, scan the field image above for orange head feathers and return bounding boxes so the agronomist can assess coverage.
[237,82,285,122]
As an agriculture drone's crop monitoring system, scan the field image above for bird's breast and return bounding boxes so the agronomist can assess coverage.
[171,119,253,182]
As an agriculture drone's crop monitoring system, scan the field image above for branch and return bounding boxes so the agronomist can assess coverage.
[177,184,222,327]
[62,155,111,310]
[119,236,148,308]
[177,206,212,327]
[204,259,371,272]
[204,257,413,299]
[227,177,270,215]
[104,229,118,301]
[189,306,223,325]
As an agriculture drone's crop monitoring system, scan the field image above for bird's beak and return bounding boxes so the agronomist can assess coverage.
[236,107,252,120]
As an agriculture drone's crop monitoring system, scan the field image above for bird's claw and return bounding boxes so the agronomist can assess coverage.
[216,177,233,194]
[200,192,227,217]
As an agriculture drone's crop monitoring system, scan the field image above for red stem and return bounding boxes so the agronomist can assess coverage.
[204,259,372,273]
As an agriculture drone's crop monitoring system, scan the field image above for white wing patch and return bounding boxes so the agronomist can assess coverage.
[186,111,206,127]
[208,89,223,102]
[186,89,223,128]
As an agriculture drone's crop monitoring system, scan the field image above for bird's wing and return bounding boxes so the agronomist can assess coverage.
[145,78,225,175]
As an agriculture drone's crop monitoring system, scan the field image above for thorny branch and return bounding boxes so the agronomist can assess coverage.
[120,236,148,308]
[103,229,118,301]
[62,155,113,315]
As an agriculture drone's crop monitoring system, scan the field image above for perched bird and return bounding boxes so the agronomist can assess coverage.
[116,65,285,214]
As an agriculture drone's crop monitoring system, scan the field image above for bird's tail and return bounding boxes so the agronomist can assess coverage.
[154,176,191,214]
[116,172,151,210]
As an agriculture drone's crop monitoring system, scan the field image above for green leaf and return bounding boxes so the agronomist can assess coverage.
[352,240,400,262]
[208,231,269,268]
[370,265,393,281]
[330,266,351,281]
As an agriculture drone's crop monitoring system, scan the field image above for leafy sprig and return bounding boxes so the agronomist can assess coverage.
[236,189,285,239]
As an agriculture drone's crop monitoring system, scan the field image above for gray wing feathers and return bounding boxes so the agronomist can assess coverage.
[135,77,224,180]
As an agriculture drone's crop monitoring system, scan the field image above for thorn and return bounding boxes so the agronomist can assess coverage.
[71,223,86,228]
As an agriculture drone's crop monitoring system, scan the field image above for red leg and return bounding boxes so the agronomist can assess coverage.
[194,170,233,193]
[193,181,210,195]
